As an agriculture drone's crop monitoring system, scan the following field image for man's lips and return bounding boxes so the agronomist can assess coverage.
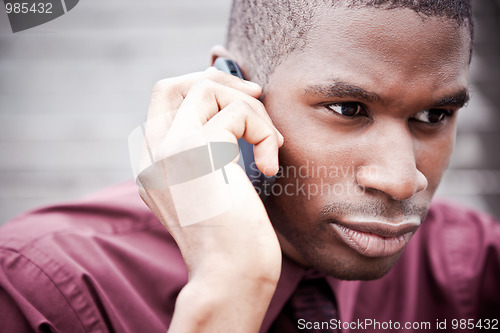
[329,218,420,258]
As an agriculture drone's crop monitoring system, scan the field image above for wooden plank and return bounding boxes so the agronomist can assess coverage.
[0,113,144,141]
[0,92,149,117]
[0,170,132,198]
[451,133,500,169]
[0,55,219,95]
[0,141,131,171]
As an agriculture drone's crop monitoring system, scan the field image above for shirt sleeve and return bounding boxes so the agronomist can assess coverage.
[0,248,83,333]
[0,287,36,333]
[430,201,500,322]
[477,213,500,320]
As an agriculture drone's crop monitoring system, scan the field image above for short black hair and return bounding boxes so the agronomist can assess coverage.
[226,0,474,85]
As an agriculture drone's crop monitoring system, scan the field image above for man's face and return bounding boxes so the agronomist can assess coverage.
[261,6,471,280]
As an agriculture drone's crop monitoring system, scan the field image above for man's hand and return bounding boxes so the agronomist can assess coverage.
[136,67,284,332]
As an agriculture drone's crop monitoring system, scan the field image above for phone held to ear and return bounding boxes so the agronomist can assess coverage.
[213,57,276,201]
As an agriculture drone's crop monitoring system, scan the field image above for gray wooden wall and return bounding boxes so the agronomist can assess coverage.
[439,0,500,218]
[0,0,499,225]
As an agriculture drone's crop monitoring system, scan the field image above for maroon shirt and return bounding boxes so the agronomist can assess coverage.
[0,182,499,332]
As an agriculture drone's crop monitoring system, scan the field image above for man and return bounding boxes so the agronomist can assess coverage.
[0,0,499,332]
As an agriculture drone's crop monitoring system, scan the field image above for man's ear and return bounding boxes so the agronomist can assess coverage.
[210,45,236,65]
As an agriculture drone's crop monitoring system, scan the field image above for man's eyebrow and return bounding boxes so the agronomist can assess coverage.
[432,89,470,108]
[304,81,381,103]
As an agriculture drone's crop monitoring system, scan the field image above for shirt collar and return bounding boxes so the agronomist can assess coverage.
[260,254,362,332]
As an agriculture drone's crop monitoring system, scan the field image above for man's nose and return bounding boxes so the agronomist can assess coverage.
[355,121,428,201]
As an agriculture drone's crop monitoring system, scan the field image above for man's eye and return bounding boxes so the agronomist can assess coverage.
[325,102,363,117]
[412,109,452,124]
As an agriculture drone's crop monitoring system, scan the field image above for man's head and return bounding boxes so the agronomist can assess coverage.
[212,0,472,280]
[226,0,473,86]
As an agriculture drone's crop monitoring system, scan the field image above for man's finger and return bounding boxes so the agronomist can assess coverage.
[202,100,282,176]
[167,79,280,143]
[147,69,262,120]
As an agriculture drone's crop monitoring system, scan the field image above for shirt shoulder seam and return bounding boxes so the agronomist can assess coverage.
[0,247,108,333]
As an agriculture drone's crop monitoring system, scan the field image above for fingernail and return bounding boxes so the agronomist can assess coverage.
[276,129,284,142]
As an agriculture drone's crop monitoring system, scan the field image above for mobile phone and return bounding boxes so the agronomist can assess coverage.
[213,57,276,200]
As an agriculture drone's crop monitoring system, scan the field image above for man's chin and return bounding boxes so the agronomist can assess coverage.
[304,248,404,281]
